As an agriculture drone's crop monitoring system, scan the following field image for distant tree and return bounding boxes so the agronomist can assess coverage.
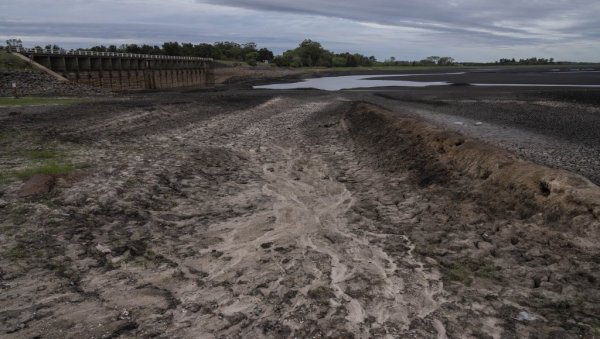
[124,44,141,54]
[5,39,23,50]
[295,39,331,67]
[257,48,274,62]
[437,57,455,66]
[245,51,259,66]
[44,44,62,50]
[90,45,107,52]
[273,54,291,67]
[194,43,217,58]
[213,42,243,60]
[180,42,195,57]
[242,42,257,54]
[426,56,441,64]
[162,41,181,56]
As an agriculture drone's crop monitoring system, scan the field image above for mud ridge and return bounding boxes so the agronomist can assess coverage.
[345,102,600,240]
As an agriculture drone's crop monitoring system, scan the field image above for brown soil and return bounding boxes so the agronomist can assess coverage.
[17,174,56,198]
[0,92,599,338]
[214,66,303,85]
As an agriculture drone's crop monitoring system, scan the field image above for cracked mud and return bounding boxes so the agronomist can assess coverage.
[1,91,599,338]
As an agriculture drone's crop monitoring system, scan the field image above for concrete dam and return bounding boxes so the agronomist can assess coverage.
[10,47,215,90]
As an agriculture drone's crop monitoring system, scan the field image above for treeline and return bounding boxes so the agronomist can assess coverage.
[273,40,376,67]
[14,38,570,69]
[495,57,555,65]
[86,42,274,66]
[379,56,456,67]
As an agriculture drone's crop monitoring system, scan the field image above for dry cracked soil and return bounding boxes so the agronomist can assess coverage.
[0,90,599,338]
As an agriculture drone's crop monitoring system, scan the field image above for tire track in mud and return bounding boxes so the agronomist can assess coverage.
[162,97,448,337]
[2,93,537,338]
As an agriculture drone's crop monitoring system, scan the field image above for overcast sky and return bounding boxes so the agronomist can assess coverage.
[1,0,599,61]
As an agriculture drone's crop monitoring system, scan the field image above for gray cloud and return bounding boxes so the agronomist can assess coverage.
[197,0,600,43]
[1,0,599,61]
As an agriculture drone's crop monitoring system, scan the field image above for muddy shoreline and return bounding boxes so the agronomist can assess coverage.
[1,81,600,338]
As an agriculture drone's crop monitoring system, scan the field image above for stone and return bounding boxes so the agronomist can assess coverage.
[95,243,112,254]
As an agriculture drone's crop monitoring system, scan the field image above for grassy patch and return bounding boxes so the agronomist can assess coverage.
[473,261,502,281]
[591,319,600,336]
[3,244,27,259]
[448,264,474,285]
[26,149,65,160]
[13,162,76,180]
[0,161,77,183]
[0,51,32,71]
[0,97,82,107]
[444,259,502,285]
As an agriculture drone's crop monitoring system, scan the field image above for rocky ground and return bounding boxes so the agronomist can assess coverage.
[0,87,599,338]
[0,70,112,97]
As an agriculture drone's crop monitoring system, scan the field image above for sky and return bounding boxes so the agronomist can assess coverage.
[1,0,599,62]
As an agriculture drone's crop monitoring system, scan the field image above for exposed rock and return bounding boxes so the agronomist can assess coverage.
[0,70,112,97]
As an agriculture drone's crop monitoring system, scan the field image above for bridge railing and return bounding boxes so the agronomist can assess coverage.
[8,47,213,62]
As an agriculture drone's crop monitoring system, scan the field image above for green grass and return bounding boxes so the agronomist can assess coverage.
[444,259,502,285]
[473,261,502,281]
[448,264,474,285]
[0,161,77,183]
[0,97,82,106]
[4,245,27,259]
[0,50,32,71]
[591,320,600,337]
[14,162,76,180]
[26,149,65,160]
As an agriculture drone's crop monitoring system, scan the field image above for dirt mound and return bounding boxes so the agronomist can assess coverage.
[345,102,600,241]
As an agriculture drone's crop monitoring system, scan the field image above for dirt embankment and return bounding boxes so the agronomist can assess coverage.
[213,66,303,85]
[0,93,599,338]
[347,103,600,240]
[340,102,600,337]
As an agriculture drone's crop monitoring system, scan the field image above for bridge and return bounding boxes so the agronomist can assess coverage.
[8,47,215,90]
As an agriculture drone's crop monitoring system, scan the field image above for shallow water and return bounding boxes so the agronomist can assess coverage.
[254,74,451,91]
[254,73,600,91]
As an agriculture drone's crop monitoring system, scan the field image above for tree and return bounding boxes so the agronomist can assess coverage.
[245,51,259,66]
[45,44,62,51]
[296,39,330,67]
[5,39,23,50]
[257,48,274,62]
[162,42,182,56]
[437,57,455,66]
[425,56,441,65]
[214,42,242,60]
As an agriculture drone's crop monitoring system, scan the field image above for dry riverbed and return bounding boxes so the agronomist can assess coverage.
[0,91,599,338]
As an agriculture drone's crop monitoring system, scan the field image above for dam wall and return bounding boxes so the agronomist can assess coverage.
[10,48,214,90]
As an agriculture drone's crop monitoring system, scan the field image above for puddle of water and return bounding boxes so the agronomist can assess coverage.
[254,73,600,91]
[254,74,450,91]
